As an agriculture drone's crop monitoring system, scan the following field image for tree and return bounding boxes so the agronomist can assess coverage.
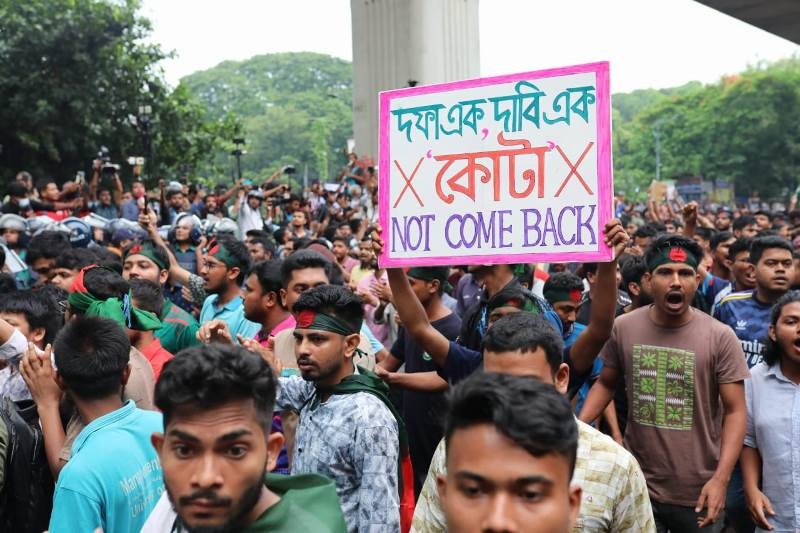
[0,0,238,188]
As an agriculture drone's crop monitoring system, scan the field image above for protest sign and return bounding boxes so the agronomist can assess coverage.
[378,61,612,267]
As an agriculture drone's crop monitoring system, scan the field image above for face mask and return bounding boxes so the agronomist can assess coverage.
[18,198,30,209]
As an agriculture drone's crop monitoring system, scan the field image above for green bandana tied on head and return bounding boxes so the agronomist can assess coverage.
[647,244,699,272]
[124,243,168,271]
[406,266,452,293]
[205,240,241,269]
[543,288,583,306]
[68,266,162,331]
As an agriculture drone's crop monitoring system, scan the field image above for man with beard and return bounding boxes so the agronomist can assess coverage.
[331,235,358,283]
[196,236,260,341]
[274,284,405,532]
[348,233,376,288]
[579,235,749,532]
[122,241,200,354]
[241,259,295,345]
[143,343,347,533]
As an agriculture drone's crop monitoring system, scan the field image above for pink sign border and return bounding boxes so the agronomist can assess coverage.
[378,61,613,268]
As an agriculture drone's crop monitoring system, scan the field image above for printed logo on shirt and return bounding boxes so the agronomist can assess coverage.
[739,339,764,368]
[631,344,695,431]
[422,352,432,361]
[735,320,747,330]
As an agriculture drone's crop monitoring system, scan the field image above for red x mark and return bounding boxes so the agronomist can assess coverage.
[554,142,595,197]
[393,157,425,208]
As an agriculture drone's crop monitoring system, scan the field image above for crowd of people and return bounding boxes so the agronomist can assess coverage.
[0,158,798,533]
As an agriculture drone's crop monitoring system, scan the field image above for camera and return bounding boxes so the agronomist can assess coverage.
[97,146,120,176]
[282,165,296,175]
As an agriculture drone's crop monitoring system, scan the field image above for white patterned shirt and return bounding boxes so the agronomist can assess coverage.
[411,419,655,533]
[276,371,400,533]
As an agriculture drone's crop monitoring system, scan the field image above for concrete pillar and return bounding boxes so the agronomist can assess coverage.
[350,0,480,159]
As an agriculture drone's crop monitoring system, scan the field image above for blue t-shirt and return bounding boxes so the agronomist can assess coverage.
[49,401,164,533]
[199,294,260,339]
[699,273,731,312]
[713,290,772,368]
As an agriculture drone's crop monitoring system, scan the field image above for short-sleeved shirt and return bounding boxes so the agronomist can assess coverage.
[411,419,656,533]
[199,295,260,340]
[713,290,772,368]
[391,313,461,492]
[49,401,164,533]
[155,299,200,354]
[744,362,800,533]
[139,337,173,381]
[600,306,750,506]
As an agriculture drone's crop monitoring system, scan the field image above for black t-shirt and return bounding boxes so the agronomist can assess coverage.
[391,312,461,495]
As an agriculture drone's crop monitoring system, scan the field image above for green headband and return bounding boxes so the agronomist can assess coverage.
[407,267,453,292]
[543,288,583,305]
[488,293,538,313]
[647,245,699,271]
[68,290,162,331]
[206,241,241,269]
[295,309,359,336]
[124,243,168,271]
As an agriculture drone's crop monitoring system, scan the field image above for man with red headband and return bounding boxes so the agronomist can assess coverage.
[580,234,749,532]
[273,284,410,533]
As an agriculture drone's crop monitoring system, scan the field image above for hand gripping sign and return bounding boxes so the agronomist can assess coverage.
[378,61,613,267]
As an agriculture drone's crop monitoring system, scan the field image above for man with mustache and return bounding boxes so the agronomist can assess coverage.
[712,235,794,533]
[146,343,347,532]
[579,235,749,533]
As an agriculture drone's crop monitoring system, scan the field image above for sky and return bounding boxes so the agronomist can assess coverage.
[141,0,799,94]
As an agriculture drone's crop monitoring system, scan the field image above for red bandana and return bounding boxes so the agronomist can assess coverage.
[668,247,687,262]
[569,289,582,303]
[70,264,99,293]
[296,310,317,329]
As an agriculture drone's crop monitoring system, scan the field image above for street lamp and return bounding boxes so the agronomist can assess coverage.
[231,137,246,181]
[135,105,153,183]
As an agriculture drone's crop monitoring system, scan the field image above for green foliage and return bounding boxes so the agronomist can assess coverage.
[0,0,238,187]
[181,52,353,184]
[612,58,800,201]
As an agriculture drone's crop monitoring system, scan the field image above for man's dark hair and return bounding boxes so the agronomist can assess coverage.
[8,181,27,198]
[35,178,56,196]
[733,215,757,232]
[728,237,753,262]
[81,267,130,301]
[444,372,578,473]
[249,259,284,299]
[280,249,333,288]
[248,236,276,257]
[580,262,598,277]
[749,235,793,266]
[634,224,659,240]
[26,231,71,265]
[217,235,251,285]
[155,343,277,432]
[53,316,131,399]
[644,234,705,273]
[92,246,124,274]
[246,229,270,240]
[54,248,96,272]
[0,290,62,345]
[0,273,16,293]
[694,227,713,241]
[710,231,733,251]
[543,272,584,296]
[481,313,564,376]
[331,235,350,247]
[622,255,648,289]
[129,278,164,319]
[764,291,800,366]
[293,285,364,333]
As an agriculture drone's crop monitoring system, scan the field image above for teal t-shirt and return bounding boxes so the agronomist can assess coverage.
[199,294,260,339]
[49,401,164,533]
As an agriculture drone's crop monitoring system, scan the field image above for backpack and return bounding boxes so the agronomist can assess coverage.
[0,397,54,533]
